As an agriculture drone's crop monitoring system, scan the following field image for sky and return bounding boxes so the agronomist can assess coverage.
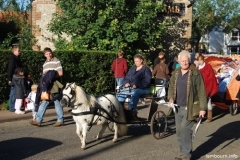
[16,0,30,10]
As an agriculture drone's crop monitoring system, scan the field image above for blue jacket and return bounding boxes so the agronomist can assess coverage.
[123,66,152,89]
[35,70,57,107]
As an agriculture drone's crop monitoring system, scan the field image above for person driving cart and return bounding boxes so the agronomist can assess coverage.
[116,54,152,120]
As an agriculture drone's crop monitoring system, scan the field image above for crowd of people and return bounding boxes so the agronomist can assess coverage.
[112,49,240,160]
[6,46,239,159]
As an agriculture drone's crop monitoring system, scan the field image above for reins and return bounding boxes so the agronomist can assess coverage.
[70,93,126,131]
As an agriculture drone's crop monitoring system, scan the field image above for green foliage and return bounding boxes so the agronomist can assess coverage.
[0,33,15,49]
[0,100,9,110]
[192,0,240,40]
[0,0,31,11]
[49,0,170,54]
[0,1,35,50]
[55,50,116,95]
[0,50,117,104]
[225,15,240,33]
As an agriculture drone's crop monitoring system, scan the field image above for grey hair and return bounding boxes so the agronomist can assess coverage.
[178,50,191,61]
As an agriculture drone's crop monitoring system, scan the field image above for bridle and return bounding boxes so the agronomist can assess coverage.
[62,83,78,108]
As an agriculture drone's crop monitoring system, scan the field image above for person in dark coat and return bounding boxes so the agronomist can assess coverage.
[168,56,178,75]
[24,72,33,96]
[116,54,152,121]
[7,46,22,112]
[11,67,26,114]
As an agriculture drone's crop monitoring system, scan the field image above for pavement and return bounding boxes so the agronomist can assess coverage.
[0,106,71,123]
[0,99,153,124]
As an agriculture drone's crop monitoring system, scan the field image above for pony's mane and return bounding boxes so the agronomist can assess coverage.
[75,85,97,108]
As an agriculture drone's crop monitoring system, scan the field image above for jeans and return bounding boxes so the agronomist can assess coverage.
[117,88,149,110]
[35,99,64,123]
[9,86,15,111]
[116,78,124,86]
[175,106,195,158]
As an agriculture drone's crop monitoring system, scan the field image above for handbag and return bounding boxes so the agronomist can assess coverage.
[41,91,50,101]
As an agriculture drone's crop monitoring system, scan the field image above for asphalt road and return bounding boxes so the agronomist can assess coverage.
[0,105,240,160]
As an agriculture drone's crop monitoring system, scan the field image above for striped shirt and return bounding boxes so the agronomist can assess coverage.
[43,57,63,74]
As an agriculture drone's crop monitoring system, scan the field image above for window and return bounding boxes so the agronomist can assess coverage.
[231,29,240,41]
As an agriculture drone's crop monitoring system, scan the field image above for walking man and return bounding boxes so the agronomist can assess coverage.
[7,46,22,112]
[30,47,64,127]
[168,50,207,160]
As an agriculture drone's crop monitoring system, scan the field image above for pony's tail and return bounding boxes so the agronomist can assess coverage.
[116,101,128,136]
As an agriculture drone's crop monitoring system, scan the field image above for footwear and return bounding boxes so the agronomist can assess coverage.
[15,110,25,114]
[53,122,64,127]
[9,109,15,112]
[125,98,130,102]
[29,120,41,126]
[157,99,166,104]
[124,110,138,121]
[25,107,31,111]
[206,110,212,123]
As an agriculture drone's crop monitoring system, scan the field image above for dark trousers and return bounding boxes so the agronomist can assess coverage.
[175,106,195,158]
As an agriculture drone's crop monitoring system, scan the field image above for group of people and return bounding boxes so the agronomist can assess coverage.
[7,46,35,116]
[7,46,64,127]
[7,46,237,159]
[111,49,222,160]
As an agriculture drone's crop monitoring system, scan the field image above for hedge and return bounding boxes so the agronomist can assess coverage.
[0,50,120,105]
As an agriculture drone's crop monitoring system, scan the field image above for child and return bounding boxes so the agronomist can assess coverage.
[24,72,33,96]
[26,84,38,120]
[11,68,26,114]
[23,72,33,110]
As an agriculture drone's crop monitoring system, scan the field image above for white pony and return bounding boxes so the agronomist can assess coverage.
[60,83,127,149]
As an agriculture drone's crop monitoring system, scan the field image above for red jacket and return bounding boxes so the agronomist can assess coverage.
[199,63,218,97]
[111,58,128,78]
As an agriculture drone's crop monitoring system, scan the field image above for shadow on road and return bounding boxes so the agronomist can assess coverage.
[40,115,75,127]
[66,125,154,160]
[192,121,240,160]
[0,137,62,160]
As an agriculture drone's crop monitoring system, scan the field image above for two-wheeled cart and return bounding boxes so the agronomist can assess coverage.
[108,78,171,140]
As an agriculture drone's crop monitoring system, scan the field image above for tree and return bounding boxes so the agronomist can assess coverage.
[49,0,171,54]
[0,0,33,50]
[0,0,31,11]
[192,0,240,40]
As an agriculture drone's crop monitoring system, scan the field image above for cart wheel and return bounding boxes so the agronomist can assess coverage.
[229,102,238,116]
[150,110,167,140]
[107,121,115,132]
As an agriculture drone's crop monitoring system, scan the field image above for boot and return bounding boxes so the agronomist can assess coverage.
[124,110,138,122]
[206,110,212,123]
